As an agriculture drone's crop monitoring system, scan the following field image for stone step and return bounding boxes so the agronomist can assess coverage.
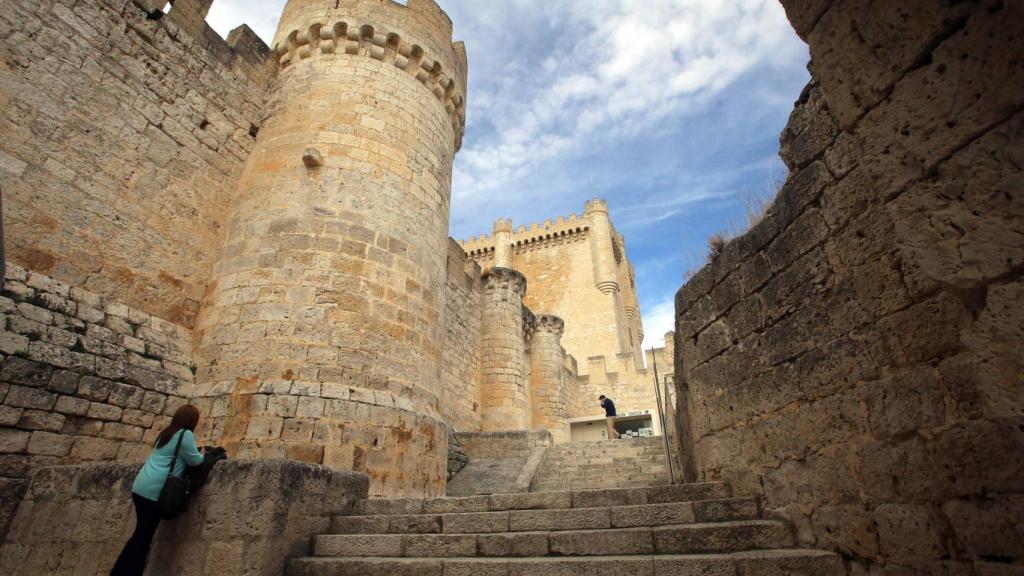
[288,549,843,576]
[354,483,732,516]
[529,479,673,491]
[332,498,760,535]
[312,520,793,558]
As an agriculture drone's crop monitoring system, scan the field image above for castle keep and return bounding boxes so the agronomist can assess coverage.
[0,0,1021,575]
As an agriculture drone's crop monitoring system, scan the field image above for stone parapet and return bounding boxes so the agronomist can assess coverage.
[0,460,368,575]
[190,381,447,497]
[271,0,466,149]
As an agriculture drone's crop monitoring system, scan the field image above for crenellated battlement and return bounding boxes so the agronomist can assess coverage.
[584,198,609,214]
[130,0,272,70]
[571,336,674,387]
[460,212,590,259]
[273,20,466,149]
[271,0,467,149]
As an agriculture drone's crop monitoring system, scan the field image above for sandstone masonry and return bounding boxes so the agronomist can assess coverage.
[673,1,1024,574]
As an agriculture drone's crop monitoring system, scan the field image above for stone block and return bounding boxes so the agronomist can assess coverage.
[26,431,72,456]
[423,495,490,514]
[140,392,166,414]
[653,521,792,554]
[107,383,145,409]
[443,511,509,534]
[477,532,549,557]
[78,376,114,402]
[549,527,653,556]
[611,502,695,528]
[70,437,121,461]
[571,488,648,509]
[47,370,80,395]
[403,534,477,557]
[0,429,31,453]
[510,507,610,532]
[1,357,54,388]
[0,332,29,355]
[331,515,392,534]
[388,514,443,534]
[16,410,65,432]
[692,498,758,523]
[296,396,326,418]
[122,408,155,428]
[4,385,56,410]
[513,557,655,576]
[731,549,844,576]
[87,402,123,422]
[314,534,403,557]
[874,503,946,565]
[100,422,144,442]
[0,405,22,426]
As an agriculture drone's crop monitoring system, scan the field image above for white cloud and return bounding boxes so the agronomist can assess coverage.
[450,0,805,200]
[642,298,676,349]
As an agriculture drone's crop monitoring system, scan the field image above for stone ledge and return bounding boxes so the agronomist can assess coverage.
[1,460,369,575]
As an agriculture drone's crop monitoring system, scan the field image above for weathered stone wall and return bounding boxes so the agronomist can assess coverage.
[675,1,1023,573]
[440,239,483,433]
[0,0,272,327]
[0,264,193,538]
[0,460,368,576]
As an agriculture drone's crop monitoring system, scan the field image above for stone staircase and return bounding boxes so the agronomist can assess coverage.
[530,437,672,492]
[287,482,845,575]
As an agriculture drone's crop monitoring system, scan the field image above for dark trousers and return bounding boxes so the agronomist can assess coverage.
[110,493,161,576]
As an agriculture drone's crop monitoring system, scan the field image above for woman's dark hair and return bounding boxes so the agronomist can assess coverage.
[155,405,201,448]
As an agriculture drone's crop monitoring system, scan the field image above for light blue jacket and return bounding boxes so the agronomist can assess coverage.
[131,429,204,501]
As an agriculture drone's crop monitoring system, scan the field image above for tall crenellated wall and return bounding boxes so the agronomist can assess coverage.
[567,341,674,426]
[0,0,273,328]
[675,1,1023,573]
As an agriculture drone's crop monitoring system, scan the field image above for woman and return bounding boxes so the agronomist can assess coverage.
[110,404,204,576]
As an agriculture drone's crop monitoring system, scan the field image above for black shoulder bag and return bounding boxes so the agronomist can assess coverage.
[157,431,191,519]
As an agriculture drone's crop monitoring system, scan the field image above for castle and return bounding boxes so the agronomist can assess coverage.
[0,0,669,500]
[0,0,1021,575]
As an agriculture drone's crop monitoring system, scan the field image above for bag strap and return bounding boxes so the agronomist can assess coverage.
[168,430,185,474]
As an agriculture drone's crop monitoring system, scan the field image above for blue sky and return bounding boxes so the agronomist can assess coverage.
[207,0,810,347]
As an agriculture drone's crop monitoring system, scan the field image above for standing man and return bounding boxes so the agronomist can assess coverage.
[599,395,619,439]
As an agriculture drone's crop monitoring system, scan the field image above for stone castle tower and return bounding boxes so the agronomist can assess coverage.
[192,0,468,495]
[461,199,645,372]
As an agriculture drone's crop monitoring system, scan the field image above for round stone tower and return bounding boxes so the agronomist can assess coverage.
[530,315,569,443]
[193,0,467,497]
[479,267,530,432]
